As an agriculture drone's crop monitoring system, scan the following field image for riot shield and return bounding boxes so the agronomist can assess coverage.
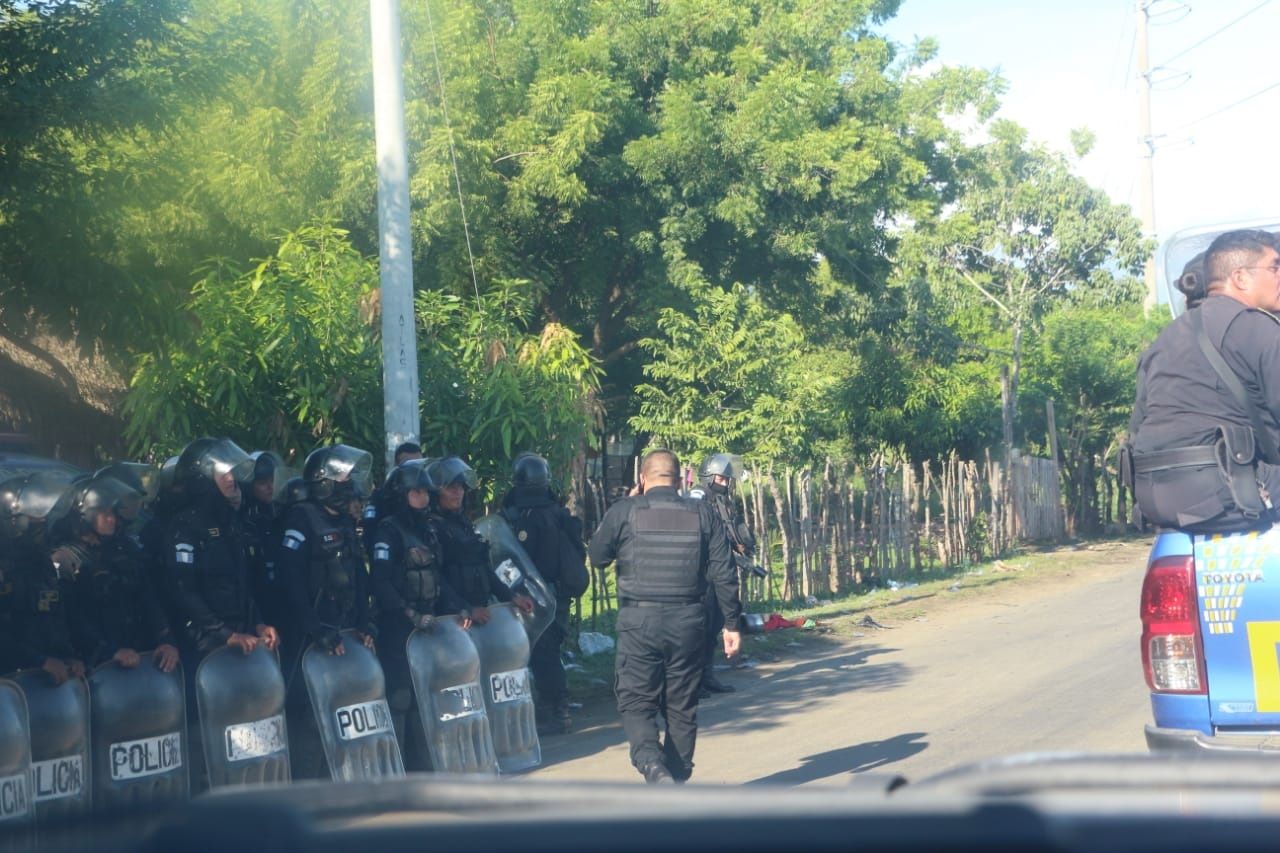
[195,646,289,789]
[0,679,33,840]
[474,514,556,645]
[1158,219,1280,317]
[468,604,540,773]
[11,670,89,821]
[301,630,404,782]
[405,619,498,775]
[88,655,188,810]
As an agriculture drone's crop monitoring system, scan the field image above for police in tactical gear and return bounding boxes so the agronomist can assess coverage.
[1128,230,1280,533]
[371,458,468,771]
[55,475,179,673]
[589,449,742,784]
[691,453,755,696]
[277,443,378,779]
[427,457,533,623]
[0,471,85,683]
[362,441,423,561]
[500,452,586,735]
[241,451,288,628]
[164,438,279,657]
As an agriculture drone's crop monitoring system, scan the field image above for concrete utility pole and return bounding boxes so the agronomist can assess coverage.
[370,0,420,468]
[1137,0,1159,315]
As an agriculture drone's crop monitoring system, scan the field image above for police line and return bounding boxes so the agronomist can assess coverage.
[0,603,540,833]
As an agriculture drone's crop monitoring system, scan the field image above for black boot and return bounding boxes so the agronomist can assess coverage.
[702,672,736,693]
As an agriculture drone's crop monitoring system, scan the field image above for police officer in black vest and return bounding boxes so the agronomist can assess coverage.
[690,453,755,696]
[362,442,423,561]
[428,457,533,624]
[277,443,378,778]
[1129,230,1280,533]
[56,474,179,672]
[1,471,84,682]
[501,452,587,735]
[370,458,469,770]
[589,449,742,784]
[241,451,287,628]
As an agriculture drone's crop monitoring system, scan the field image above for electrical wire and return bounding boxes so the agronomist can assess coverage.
[1158,0,1274,65]
[1165,78,1280,132]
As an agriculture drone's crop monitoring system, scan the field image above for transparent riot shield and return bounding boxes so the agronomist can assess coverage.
[88,655,188,810]
[301,630,404,782]
[468,604,540,773]
[195,646,289,789]
[11,670,89,821]
[405,619,498,775]
[0,679,33,842]
[474,514,556,645]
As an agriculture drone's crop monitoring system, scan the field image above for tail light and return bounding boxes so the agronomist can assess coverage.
[1141,554,1207,693]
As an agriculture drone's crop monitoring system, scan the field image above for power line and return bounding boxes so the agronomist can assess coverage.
[1158,0,1274,65]
[1166,77,1280,132]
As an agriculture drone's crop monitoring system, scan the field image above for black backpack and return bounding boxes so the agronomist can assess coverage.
[504,504,589,599]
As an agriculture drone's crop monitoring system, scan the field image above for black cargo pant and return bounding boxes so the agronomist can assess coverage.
[530,596,570,711]
[702,587,724,681]
[614,601,705,781]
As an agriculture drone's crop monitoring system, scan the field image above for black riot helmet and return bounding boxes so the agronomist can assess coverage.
[303,444,373,509]
[282,476,308,506]
[67,475,136,538]
[4,471,79,541]
[92,462,155,522]
[384,459,435,512]
[512,452,551,489]
[177,437,255,487]
[698,453,744,485]
[426,456,477,493]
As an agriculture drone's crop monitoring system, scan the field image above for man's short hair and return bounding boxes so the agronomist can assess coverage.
[641,449,680,481]
[1205,230,1278,286]
[394,441,422,463]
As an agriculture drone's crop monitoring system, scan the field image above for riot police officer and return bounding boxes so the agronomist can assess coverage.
[691,453,755,696]
[164,438,278,657]
[57,475,179,672]
[0,471,83,682]
[241,451,287,628]
[427,457,532,623]
[500,452,587,735]
[588,449,742,784]
[370,458,468,770]
[277,443,377,779]
[362,442,423,560]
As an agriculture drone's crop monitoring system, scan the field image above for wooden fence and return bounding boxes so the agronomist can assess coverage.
[580,448,1073,612]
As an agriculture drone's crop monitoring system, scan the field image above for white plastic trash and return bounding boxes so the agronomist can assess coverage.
[578,632,616,656]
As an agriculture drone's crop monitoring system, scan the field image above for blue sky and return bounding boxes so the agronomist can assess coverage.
[878,0,1280,245]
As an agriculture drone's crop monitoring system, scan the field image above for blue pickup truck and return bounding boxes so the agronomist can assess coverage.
[1142,221,1280,752]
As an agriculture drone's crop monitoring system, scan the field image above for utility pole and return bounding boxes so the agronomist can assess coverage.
[1137,0,1159,315]
[370,0,420,468]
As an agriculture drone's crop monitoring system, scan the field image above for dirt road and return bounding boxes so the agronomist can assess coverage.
[535,539,1153,785]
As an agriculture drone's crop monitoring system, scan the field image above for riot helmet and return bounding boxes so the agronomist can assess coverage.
[699,453,744,485]
[156,455,181,495]
[92,461,155,521]
[67,475,136,539]
[303,444,373,511]
[246,450,289,505]
[426,457,477,492]
[7,471,80,542]
[176,437,253,509]
[512,452,551,489]
[385,458,435,514]
[282,476,308,506]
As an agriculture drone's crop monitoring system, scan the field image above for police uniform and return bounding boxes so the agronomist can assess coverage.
[588,484,740,783]
[501,483,585,732]
[431,508,515,609]
[691,481,754,692]
[68,533,173,667]
[165,496,258,656]
[1129,294,1280,532]
[276,499,374,779]
[370,507,465,770]
[241,491,286,629]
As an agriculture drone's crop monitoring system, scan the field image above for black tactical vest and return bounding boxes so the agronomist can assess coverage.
[617,493,704,603]
[295,502,361,623]
[387,515,441,612]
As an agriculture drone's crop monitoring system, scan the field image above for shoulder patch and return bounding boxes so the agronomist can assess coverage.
[373,543,391,561]
[282,529,306,551]
[688,488,706,500]
[174,543,195,564]
[363,505,378,519]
